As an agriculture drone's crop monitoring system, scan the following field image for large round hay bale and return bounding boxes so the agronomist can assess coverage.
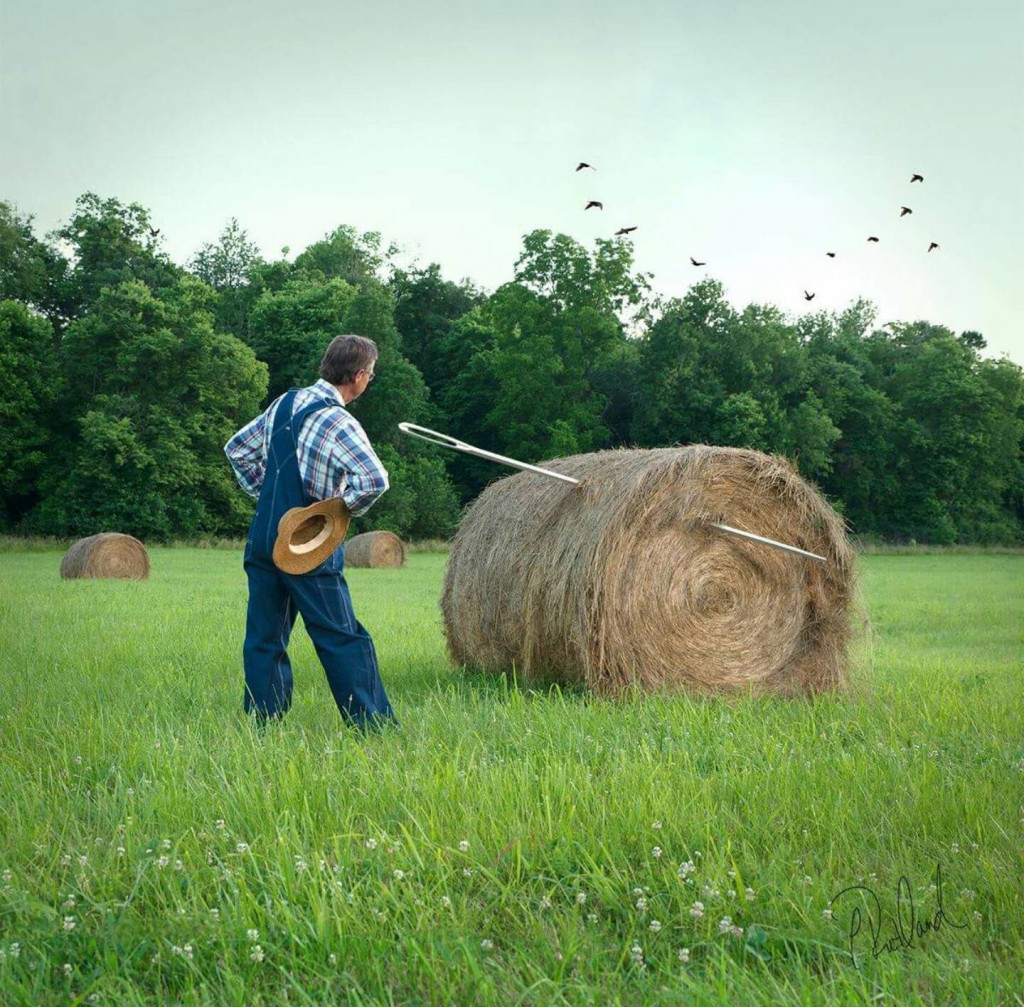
[60,533,150,580]
[345,530,406,568]
[441,446,855,698]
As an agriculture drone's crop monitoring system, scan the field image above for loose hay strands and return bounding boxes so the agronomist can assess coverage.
[59,532,150,580]
[345,531,407,568]
[441,446,856,698]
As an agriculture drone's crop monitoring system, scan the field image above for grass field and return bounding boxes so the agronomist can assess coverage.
[0,550,1021,1006]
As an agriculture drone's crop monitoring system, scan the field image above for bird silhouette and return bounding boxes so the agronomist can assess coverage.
[614,226,638,235]
[900,206,913,217]
[149,227,161,237]
[584,200,603,211]
[804,291,815,301]
[826,252,836,258]
[690,256,706,266]
[576,162,595,172]
[867,236,880,242]
[928,242,940,252]
[910,174,924,183]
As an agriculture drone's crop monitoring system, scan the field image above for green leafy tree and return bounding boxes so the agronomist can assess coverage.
[52,192,181,319]
[28,278,267,540]
[188,218,265,342]
[0,301,60,528]
[247,276,357,402]
[0,202,71,338]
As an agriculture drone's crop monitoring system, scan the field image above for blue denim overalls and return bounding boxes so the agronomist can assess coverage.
[242,389,397,730]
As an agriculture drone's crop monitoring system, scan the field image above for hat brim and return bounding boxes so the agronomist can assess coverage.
[273,497,351,575]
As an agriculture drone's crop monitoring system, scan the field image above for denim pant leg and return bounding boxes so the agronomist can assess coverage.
[243,559,298,719]
[283,568,397,730]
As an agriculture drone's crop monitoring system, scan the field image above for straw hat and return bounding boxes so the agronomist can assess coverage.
[273,497,351,575]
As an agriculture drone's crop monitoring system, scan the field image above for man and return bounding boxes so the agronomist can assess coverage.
[224,334,397,731]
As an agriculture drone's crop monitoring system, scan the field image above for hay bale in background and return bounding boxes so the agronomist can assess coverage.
[345,530,406,568]
[60,533,150,580]
[441,446,855,698]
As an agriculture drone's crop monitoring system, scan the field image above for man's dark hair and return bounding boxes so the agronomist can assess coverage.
[319,335,378,385]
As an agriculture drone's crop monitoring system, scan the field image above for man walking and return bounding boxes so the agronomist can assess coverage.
[225,334,397,731]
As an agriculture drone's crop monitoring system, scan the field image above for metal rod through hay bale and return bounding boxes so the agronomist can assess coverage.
[440,446,856,698]
[345,530,407,568]
[60,533,150,580]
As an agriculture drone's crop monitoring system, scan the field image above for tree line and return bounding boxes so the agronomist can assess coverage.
[1,194,1021,544]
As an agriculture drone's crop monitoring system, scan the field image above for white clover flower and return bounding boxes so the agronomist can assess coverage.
[961,889,976,900]
[633,887,644,896]
[116,847,125,857]
[480,938,494,950]
[160,839,171,851]
[677,860,695,878]
[1,870,11,883]
[78,855,89,867]
[727,869,736,878]
[215,819,226,830]
[183,944,193,960]
[652,821,662,830]
[649,920,662,933]
[718,915,733,933]
[157,856,169,868]
[236,842,249,853]
[295,859,308,873]
[62,917,76,931]
[823,908,834,920]
[678,947,690,963]
[365,838,378,850]
[393,869,405,881]
[539,897,551,910]
[250,944,264,962]
[635,897,648,912]
[587,912,598,923]
[9,943,20,958]
[652,847,663,859]
[745,887,756,901]
[463,868,472,877]
[62,897,76,910]
[803,876,813,885]
[972,911,982,923]
[575,892,586,905]
[458,840,470,852]
[60,854,72,867]
[329,953,338,965]
[689,902,704,919]
[441,896,451,908]
[63,963,73,976]
[247,929,259,942]
[209,909,219,918]
[174,860,184,872]
[727,889,736,899]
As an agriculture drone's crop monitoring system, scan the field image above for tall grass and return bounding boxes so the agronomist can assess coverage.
[0,551,1020,1006]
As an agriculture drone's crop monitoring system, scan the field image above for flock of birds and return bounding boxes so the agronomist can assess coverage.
[573,161,941,304]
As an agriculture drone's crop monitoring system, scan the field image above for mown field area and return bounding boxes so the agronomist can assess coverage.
[0,549,1021,1006]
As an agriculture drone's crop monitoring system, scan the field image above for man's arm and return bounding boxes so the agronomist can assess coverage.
[309,413,389,517]
[224,412,267,499]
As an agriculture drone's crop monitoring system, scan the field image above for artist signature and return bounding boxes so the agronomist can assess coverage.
[829,863,970,967]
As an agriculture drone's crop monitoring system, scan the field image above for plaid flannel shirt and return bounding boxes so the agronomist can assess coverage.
[224,379,389,518]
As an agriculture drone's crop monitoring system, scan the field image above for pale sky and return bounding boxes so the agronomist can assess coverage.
[3,0,1022,363]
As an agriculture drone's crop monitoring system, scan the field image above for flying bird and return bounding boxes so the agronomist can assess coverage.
[826,252,836,258]
[867,236,880,242]
[928,242,940,252]
[149,227,161,237]
[614,226,638,235]
[910,174,924,183]
[584,200,603,211]
[690,256,706,266]
[804,291,816,301]
[900,206,913,217]
[575,162,596,172]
